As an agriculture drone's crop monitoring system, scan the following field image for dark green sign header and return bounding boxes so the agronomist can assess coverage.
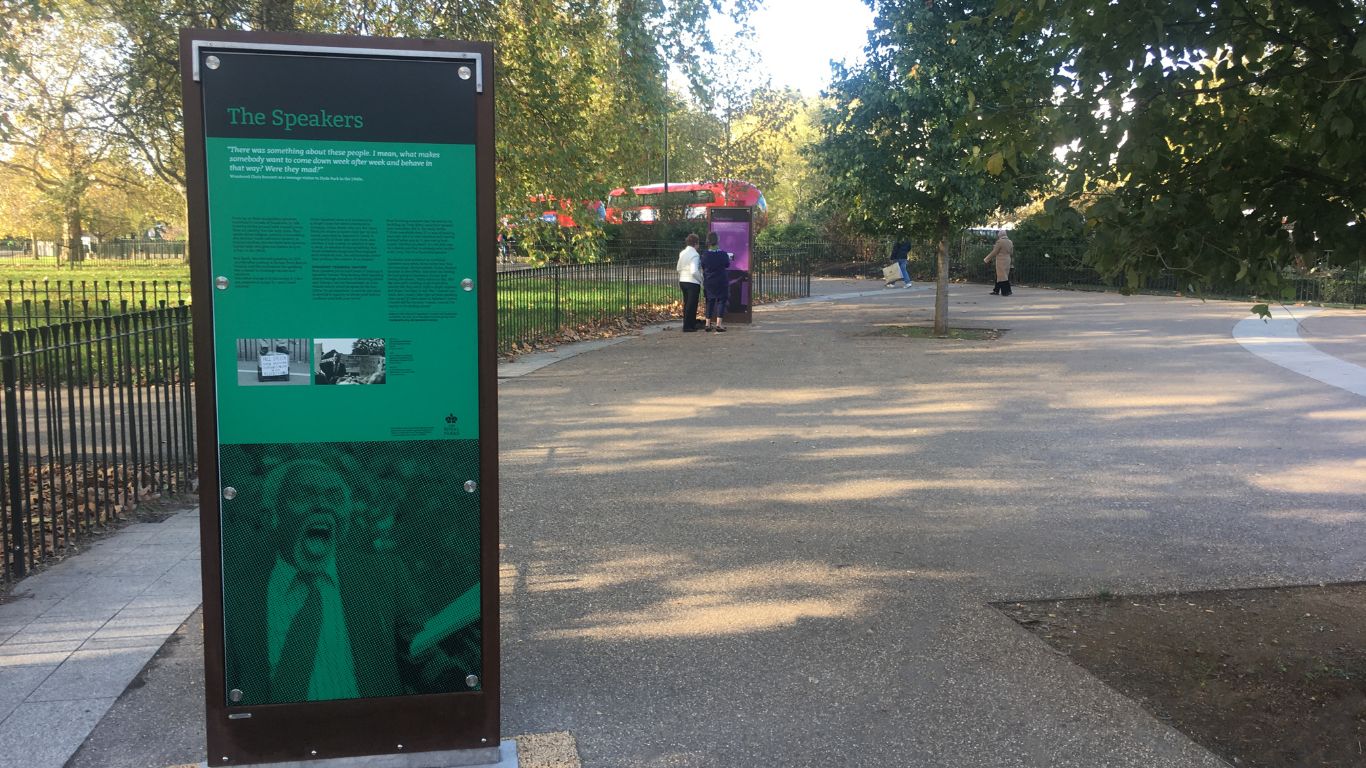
[202,51,476,144]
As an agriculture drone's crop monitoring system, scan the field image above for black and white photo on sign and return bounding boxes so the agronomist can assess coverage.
[237,338,311,386]
[313,338,386,385]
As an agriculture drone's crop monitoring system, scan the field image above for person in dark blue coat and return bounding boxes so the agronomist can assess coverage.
[699,232,733,332]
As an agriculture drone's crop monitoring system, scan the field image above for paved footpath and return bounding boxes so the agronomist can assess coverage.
[1,281,1362,768]
[0,512,200,768]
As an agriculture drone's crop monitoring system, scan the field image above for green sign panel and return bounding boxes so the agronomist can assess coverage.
[185,35,498,761]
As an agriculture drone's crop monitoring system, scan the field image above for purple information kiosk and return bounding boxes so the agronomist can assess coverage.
[708,206,754,324]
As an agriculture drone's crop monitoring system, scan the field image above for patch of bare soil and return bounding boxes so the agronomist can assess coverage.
[868,325,1005,340]
[997,583,1366,768]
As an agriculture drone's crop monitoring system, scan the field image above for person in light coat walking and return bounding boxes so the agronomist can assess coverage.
[985,230,1014,296]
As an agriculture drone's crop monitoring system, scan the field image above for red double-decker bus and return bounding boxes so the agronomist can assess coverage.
[605,180,767,224]
[530,195,606,228]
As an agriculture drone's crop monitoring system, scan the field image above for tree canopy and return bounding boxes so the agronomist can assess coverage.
[3,0,819,247]
[999,0,1366,299]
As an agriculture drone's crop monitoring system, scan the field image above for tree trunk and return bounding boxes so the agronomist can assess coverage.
[65,200,84,267]
[934,216,949,336]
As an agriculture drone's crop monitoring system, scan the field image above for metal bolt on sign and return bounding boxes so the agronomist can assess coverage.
[223,487,237,500]
[461,278,474,291]
[206,55,221,70]
[465,674,479,688]
[464,480,477,493]
[215,276,229,290]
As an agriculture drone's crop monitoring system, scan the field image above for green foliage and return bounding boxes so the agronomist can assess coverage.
[513,220,610,266]
[1009,205,1091,276]
[998,0,1366,297]
[756,220,821,249]
[813,2,1056,242]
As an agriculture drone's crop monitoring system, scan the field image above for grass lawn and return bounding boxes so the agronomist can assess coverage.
[0,256,191,285]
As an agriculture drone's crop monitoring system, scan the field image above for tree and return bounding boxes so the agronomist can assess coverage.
[81,156,184,241]
[0,11,128,264]
[761,95,822,226]
[999,0,1366,305]
[814,1,1056,333]
[0,163,58,249]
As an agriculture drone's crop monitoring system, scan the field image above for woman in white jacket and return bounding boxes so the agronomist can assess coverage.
[676,233,702,332]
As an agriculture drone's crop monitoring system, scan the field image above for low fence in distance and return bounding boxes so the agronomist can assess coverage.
[98,239,187,260]
[822,236,1365,309]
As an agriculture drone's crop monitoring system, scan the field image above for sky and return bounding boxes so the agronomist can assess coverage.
[714,0,874,96]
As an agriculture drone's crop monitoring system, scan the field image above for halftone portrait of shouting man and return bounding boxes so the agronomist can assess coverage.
[221,451,477,706]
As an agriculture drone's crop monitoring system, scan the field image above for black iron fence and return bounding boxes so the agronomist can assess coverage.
[496,246,811,353]
[3,280,188,330]
[97,238,187,260]
[952,237,1365,308]
[1,301,195,581]
[833,235,1365,308]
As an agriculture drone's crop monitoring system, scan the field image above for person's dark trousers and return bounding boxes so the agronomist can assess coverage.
[991,281,1003,295]
[680,282,701,330]
[1001,279,1012,296]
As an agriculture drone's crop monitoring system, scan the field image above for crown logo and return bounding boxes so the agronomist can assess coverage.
[445,413,458,424]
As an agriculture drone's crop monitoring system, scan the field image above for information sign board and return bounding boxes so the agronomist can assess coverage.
[709,207,754,324]
[181,30,498,764]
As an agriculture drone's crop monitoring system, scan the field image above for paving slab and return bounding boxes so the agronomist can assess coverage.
[0,697,116,768]
[0,664,56,722]
[0,508,201,768]
[28,645,168,702]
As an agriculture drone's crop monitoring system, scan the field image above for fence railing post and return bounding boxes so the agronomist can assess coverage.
[553,267,561,331]
[2,332,25,580]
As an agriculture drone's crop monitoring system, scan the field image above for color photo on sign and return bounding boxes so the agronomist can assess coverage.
[219,439,482,706]
[238,338,310,386]
[314,338,386,385]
